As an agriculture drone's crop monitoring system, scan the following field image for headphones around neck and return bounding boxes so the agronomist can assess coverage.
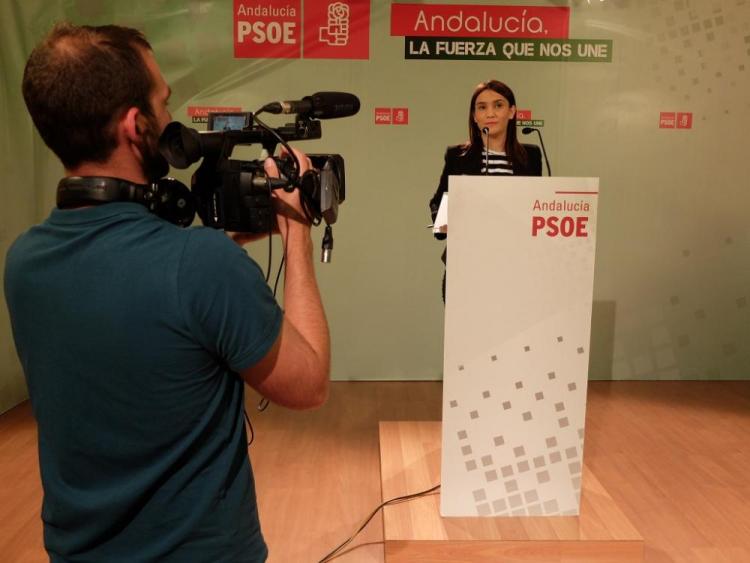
[57,176,196,227]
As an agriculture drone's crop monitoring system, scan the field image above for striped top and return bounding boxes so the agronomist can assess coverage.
[480,149,513,175]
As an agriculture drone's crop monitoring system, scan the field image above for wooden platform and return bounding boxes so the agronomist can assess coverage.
[379,421,644,562]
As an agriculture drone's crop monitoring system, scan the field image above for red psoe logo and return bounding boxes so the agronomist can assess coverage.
[659,112,676,129]
[393,108,409,124]
[516,109,532,120]
[676,112,693,129]
[234,0,301,59]
[375,108,392,124]
[304,0,371,59]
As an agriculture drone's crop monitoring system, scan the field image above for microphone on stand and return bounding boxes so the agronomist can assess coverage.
[522,127,552,176]
[481,127,489,175]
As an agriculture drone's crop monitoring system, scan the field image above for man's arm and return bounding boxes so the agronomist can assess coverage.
[240,152,330,409]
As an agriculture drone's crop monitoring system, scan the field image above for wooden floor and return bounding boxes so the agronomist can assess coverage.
[1,381,749,562]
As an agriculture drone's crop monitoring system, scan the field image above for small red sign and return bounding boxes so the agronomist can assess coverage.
[304,0,370,59]
[187,106,243,117]
[659,112,676,129]
[516,109,532,120]
[234,0,301,59]
[392,108,409,124]
[375,108,392,124]
[676,112,693,129]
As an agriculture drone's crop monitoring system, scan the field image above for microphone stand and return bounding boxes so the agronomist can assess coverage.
[481,127,489,175]
[522,127,552,176]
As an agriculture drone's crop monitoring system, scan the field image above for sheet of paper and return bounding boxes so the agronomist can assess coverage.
[432,193,448,234]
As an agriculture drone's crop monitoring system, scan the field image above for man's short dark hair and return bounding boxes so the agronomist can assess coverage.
[22,22,155,169]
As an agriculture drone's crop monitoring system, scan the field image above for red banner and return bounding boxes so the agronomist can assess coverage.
[391,4,569,39]
[304,0,370,59]
[234,0,302,58]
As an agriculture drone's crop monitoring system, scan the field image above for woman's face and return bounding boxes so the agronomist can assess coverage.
[473,89,516,141]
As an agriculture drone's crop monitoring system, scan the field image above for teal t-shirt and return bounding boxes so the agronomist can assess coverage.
[4,203,283,562]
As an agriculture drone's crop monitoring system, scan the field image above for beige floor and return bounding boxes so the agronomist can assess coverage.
[1,381,749,562]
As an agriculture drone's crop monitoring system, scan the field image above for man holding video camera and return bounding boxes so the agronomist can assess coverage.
[4,22,329,562]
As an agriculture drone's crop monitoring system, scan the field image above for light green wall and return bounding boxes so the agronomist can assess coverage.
[2,0,749,412]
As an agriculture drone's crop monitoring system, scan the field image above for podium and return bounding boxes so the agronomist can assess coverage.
[441,176,599,517]
[378,177,643,560]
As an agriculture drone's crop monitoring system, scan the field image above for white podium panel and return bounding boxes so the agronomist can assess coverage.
[441,177,599,517]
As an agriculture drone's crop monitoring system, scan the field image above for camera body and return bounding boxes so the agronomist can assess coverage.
[159,111,346,233]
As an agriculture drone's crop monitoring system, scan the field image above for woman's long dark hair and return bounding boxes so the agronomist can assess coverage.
[463,79,527,168]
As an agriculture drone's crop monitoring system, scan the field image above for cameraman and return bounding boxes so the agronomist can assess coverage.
[4,22,329,562]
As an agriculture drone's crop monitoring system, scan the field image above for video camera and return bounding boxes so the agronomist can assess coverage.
[157,92,360,261]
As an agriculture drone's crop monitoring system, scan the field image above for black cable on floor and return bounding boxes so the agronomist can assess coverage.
[318,483,441,563]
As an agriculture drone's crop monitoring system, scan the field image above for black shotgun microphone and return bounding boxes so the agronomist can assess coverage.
[481,127,489,175]
[522,127,552,176]
[260,92,361,119]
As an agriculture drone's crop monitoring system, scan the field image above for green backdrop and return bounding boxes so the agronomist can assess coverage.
[2,0,749,413]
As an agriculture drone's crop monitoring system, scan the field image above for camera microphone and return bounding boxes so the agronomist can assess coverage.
[260,92,361,119]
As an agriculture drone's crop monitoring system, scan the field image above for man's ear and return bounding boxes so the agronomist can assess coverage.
[122,107,143,143]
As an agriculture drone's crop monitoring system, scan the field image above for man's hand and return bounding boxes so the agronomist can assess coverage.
[263,148,313,241]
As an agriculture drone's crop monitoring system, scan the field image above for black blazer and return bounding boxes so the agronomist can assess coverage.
[429,143,543,227]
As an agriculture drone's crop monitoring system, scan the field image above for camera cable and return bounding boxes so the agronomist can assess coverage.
[245,174,279,436]
[317,483,441,562]
[252,110,302,185]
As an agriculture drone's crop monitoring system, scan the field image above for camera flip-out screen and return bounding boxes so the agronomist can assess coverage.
[208,112,252,132]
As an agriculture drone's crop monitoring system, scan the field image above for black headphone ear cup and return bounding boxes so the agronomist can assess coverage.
[151,178,195,227]
[57,176,140,208]
[57,176,194,227]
